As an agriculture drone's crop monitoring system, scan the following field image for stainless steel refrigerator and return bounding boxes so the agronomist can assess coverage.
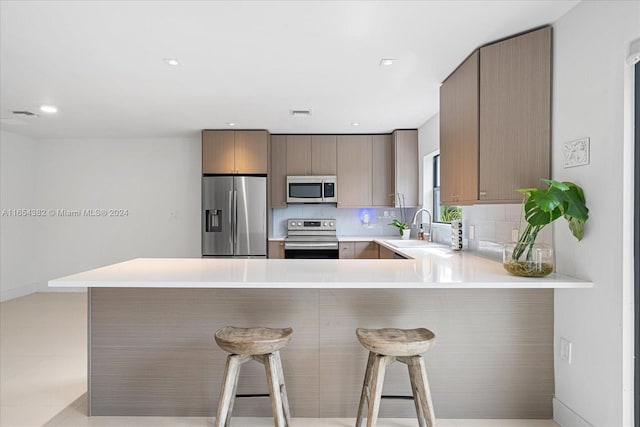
[202,176,267,257]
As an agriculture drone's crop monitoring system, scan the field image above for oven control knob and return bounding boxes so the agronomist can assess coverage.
[323,222,328,226]
[297,222,302,227]
[289,221,295,227]
[330,222,334,227]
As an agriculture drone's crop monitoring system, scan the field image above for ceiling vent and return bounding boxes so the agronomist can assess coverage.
[12,110,38,117]
[290,110,312,117]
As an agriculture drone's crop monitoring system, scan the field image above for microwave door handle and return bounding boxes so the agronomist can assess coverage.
[321,179,325,202]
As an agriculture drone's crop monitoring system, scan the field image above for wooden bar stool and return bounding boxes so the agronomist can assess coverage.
[355,327,436,427]
[214,326,293,427]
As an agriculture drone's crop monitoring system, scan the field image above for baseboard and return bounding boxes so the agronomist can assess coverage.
[554,397,593,427]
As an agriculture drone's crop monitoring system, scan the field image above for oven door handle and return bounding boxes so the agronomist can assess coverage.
[284,243,339,249]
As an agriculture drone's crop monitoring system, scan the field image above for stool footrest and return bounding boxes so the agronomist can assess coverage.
[235,393,269,398]
[381,395,414,400]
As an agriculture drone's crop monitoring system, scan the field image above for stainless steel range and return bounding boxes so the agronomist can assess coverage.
[284,218,339,259]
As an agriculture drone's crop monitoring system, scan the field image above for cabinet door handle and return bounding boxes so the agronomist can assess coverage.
[479,191,487,197]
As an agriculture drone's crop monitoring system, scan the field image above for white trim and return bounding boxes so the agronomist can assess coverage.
[553,398,594,427]
[422,149,439,213]
[621,39,637,427]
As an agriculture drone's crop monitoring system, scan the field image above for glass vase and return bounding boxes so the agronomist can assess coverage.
[503,242,554,277]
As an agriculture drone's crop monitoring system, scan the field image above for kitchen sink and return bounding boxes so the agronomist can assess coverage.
[385,240,445,249]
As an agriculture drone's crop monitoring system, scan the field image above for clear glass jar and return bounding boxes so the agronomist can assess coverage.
[503,242,554,277]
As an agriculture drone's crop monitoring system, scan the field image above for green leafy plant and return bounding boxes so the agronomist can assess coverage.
[389,193,409,235]
[505,179,589,276]
[440,205,462,222]
[389,218,409,235]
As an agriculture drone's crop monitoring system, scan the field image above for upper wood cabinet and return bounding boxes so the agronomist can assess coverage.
[286,135,312,175]
[479,27,551,202]
[439,26,551,204]
[372,134,394,206]
[337,135,372,207]
[311,135,337,175]
[393,130,418,207]
[440,51,479,205]
[270,135,287,207]
[202,130,235,174]
[269,131,417,208]
[285,135,337,176]
[202,130,268,174]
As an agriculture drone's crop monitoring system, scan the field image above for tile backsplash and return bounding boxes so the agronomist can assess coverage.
[458,203,553,260]
[271,203,552,261]
[271,206,418,238]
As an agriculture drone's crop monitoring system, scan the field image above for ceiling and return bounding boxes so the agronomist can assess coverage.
[0,0,580,139]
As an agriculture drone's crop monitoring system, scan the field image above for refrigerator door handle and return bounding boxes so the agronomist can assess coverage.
[232,190,238,250]
[228,190,234,249]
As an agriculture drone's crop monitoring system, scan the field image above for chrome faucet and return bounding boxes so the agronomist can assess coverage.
[411,208,433,242]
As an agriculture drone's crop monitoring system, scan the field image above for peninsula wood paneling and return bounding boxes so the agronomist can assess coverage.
[89,287,553,418]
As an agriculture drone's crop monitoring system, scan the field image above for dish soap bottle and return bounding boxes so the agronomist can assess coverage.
[418,224,425,240]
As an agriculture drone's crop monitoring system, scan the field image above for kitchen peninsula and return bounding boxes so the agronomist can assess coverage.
[49,243,590,419]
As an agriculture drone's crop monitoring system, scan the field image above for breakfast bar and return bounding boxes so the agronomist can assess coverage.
[48,242,591,419]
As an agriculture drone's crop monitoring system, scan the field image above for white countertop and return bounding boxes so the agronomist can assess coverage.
[49,240,592,289]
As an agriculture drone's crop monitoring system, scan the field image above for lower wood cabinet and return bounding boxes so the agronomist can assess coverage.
[355,241,378,259]
[268,241,285,259]
[378,245,396,259]
[339,241,379,259]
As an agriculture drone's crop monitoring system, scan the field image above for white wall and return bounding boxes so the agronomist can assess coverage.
[552,2,639,426]
[417,113,440,206]
[33,137,202,286]
[0,130,38,300]
[0,134,202,300]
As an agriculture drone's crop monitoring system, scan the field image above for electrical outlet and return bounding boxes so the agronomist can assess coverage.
[560,338,573,364]
[468,225,475,240]
[511,229,519,242]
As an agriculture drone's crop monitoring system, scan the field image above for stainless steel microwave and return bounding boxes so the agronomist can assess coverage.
[286,175,337,204]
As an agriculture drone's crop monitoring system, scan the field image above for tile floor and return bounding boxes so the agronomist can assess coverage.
[1,292,560,427]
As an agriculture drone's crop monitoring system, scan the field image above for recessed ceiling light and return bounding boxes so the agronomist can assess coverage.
[39,105,58,113]
[227,122,236,126]
[379,59,395,67]
[290,110,312,117]
[163,58,181,66]
[351,122,360,126]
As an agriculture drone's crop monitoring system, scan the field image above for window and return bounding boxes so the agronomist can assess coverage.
[433,154,461,223]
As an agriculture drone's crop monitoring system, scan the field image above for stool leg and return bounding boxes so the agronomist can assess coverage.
[215,354,248,427]
[273,351,292,427]
[263,353,287,427]
[367,355,392,427]
[405,358,426,427]
[408,355,436,427]
[356,352,375,427]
